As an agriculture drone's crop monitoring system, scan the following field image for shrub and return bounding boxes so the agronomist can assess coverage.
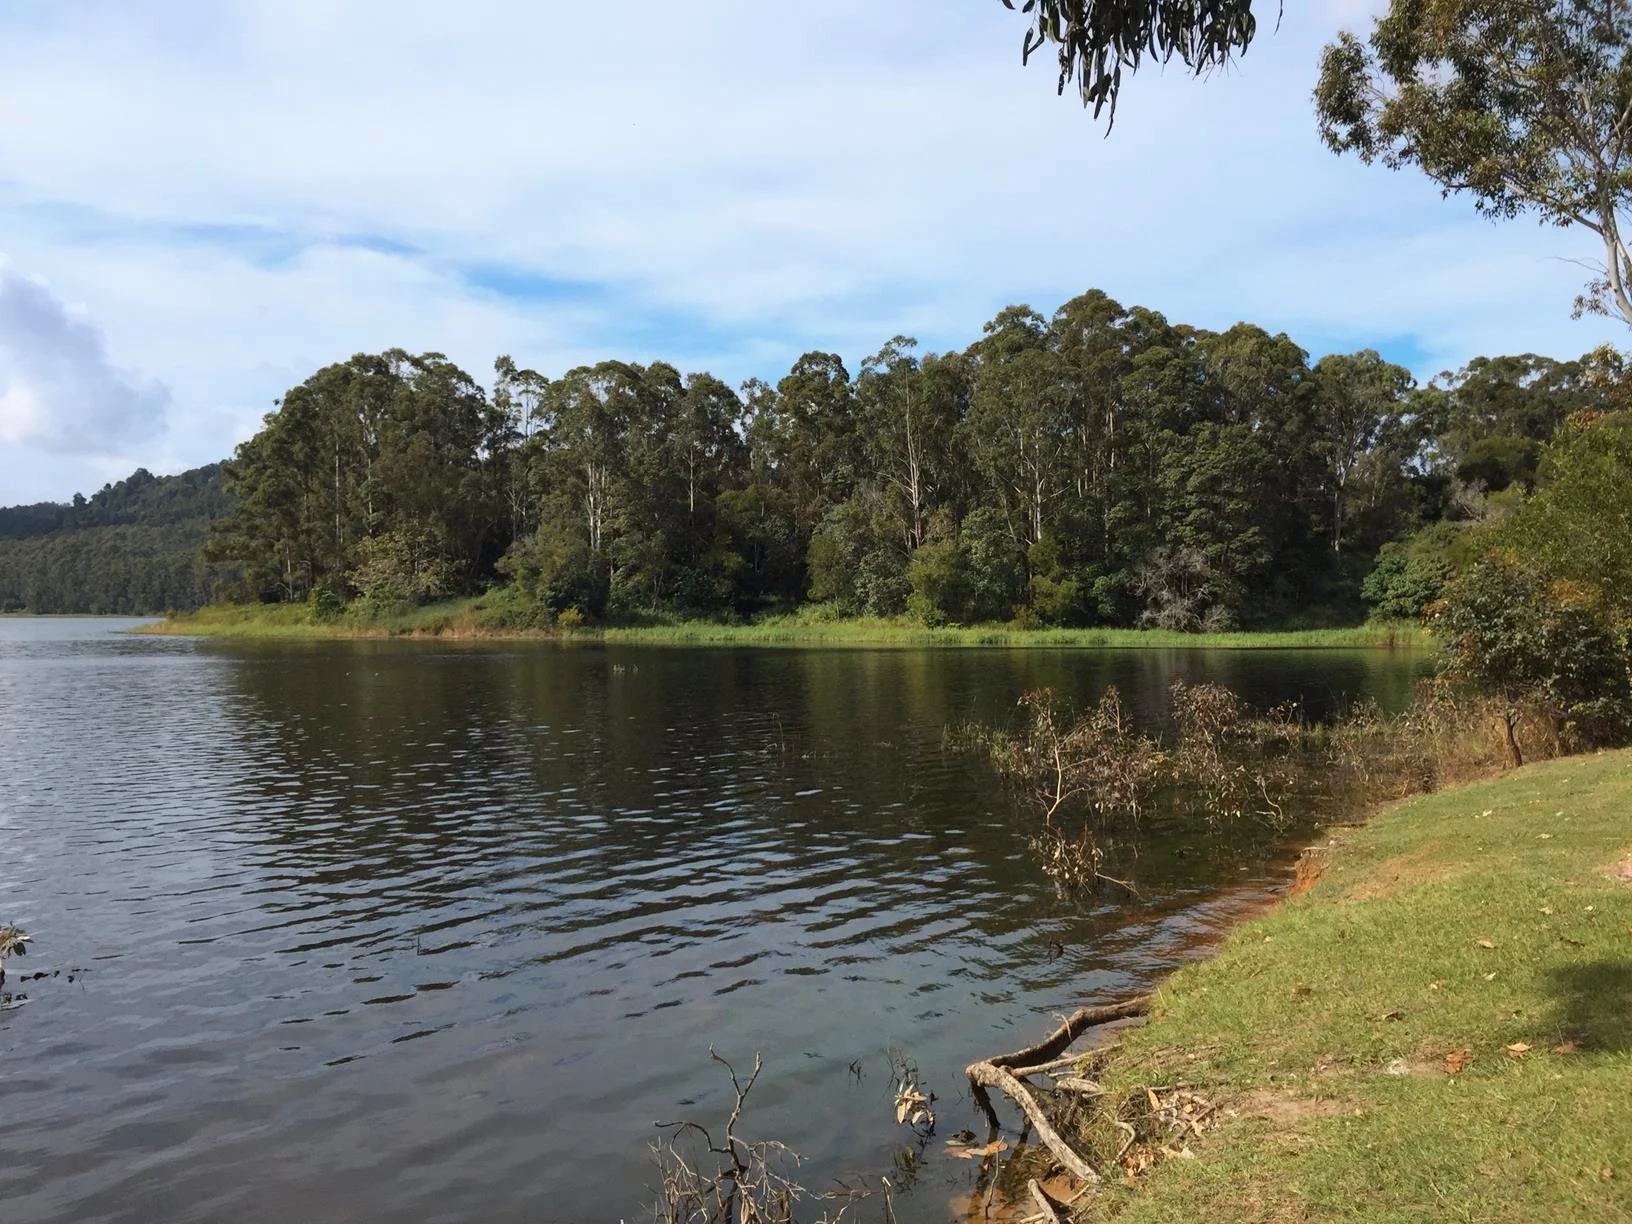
[307,585,345,621]
[906,538,971,625]
[1362,524,1459,620]
[1432,556,1632,752]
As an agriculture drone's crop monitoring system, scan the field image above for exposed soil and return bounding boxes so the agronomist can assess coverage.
[1338,846,1463,902]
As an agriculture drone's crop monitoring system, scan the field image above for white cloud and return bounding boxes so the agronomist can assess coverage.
[0,267,170,455]
[0,0,1624,503]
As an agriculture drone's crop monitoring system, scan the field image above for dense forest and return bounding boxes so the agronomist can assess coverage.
[204,289,1613,630]
[0,466,228,613]
[2,289,1615,624]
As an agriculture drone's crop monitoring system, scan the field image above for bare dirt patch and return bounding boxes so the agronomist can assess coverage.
[1607,847,1632,883]
[1339,847,1462,902]
[1287,849,1327,898]
[1232,1088,1356,1125]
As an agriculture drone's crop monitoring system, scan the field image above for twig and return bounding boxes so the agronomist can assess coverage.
[1052,1076,1107,1096]
[1112,1119,1138,1162]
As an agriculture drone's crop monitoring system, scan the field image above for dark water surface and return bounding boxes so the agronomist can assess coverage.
[0,618,1428,1223]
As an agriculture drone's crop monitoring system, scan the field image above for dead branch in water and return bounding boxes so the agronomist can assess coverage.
[965,1060,1101,1184]
[963,993,1151,1187]
[1027,1179,1063,1224]
[994,994,1152,1073]
[653,1048,864,1224]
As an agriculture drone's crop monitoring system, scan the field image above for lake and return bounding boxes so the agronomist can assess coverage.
[0,618,1428,1223]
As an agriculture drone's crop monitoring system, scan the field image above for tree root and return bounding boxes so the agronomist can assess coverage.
[966,1060,1102,1184]
[964,992,1151,1185]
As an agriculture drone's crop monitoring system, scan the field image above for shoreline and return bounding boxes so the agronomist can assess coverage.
[138,603,1430,651]
[1014,749,1632,1221]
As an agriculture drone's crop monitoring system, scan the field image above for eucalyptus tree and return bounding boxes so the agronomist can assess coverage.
[671,373,746,527]
[1310,351,1417,554]
[1047,290,1146,562]
[211,350,503,602]
[1003,0,1263,120]
[1317,0,1632,327]
[856,336,965,551]
[963,306,1072,551]
[542,361,641,562]
[494,355,551,537]
[1429,354,1601,490]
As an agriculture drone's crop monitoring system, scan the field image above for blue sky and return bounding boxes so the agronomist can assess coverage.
[0,0,1624,504]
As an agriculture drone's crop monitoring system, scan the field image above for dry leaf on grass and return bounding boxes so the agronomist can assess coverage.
[1445,1050,1473,1075]
[1505,1042,1531,1057]
[1476,939,1496,949]
[1553,1041,1578,1055]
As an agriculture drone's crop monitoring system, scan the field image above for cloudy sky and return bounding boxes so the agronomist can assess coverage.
[0,0,1623,505]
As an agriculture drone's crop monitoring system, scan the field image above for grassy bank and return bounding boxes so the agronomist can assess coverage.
[143,599,1429,650]
[1066,749,1632,1222]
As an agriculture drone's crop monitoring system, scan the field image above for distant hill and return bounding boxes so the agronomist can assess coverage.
[0,464,231,613]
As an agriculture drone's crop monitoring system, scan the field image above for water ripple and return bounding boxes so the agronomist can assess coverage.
[0,619,1426,1224]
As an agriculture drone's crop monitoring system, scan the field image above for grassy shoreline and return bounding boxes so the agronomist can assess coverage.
[1062,749,1632,1221]
[140,600,1429,650]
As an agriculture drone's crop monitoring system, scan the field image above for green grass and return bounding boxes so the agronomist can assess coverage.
[142,599,1429,651]
[1073,749,1632,1222]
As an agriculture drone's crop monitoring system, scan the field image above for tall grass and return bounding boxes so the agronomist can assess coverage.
[144,600,1431,651]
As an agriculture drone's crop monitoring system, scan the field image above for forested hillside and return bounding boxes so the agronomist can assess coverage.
[207,290,1607,630]
[9,290,1606,626]
[0,465,229,613]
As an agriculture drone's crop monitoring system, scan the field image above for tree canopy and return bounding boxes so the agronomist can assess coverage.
[166,290,1620,631]
[1316,0,1632,326]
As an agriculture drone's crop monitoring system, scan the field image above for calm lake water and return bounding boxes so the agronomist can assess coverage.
[0,618,1429,1223]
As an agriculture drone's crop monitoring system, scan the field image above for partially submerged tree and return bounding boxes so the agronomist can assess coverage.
[1004,0,1264,120]
[1316,0,1632,327]
[0,925,30,986]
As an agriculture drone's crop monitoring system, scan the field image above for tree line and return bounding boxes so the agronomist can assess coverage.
[203,289,1616,630]
[0,466,227,614]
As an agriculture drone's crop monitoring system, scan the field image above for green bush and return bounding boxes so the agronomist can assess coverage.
[906,538,971,625]
[1362,524,1460,620]
[1432,556,1632,747]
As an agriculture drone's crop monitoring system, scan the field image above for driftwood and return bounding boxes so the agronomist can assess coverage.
[964,993,1151,1186]
[1052,1076,1106,1095]
[966,1061,1101,1184]
[1027,1179,1062,1224]
[994,994,1151,1071]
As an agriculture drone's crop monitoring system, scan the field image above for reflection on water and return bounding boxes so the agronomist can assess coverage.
[0,619,1428,1223]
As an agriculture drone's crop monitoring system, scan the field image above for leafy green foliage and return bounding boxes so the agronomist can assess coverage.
[1361,523,1461,621]
[1433,557,1632,746]
[1317,0,1632,324]
[1495,409,1632,613]
[1003,0,1262,121]
[19,289,1624,632]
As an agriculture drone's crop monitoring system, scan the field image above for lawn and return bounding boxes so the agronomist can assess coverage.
[1070,749,1632,1222]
